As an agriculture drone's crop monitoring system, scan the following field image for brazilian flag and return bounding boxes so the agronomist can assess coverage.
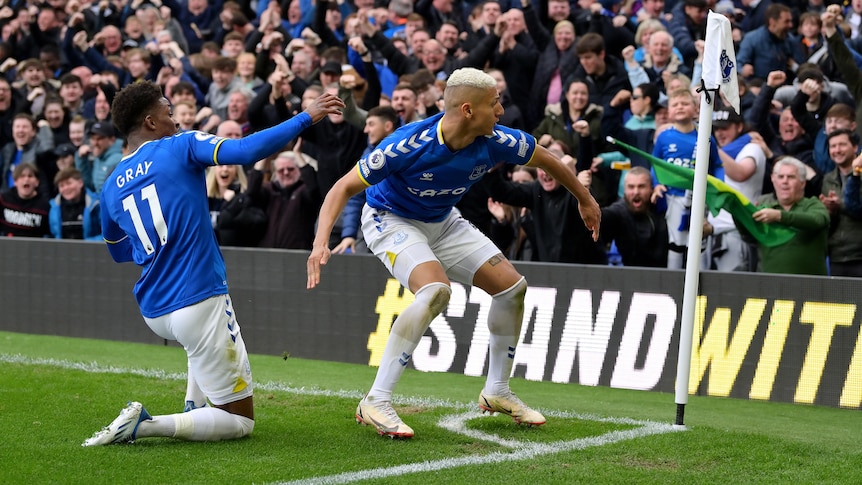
[608,137,796,248]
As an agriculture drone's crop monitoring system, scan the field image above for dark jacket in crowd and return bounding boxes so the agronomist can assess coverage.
[247,165,321,250]
[483,170,607,265]
[600,198,668,268]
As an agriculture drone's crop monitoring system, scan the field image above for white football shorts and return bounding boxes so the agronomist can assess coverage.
[361,204,501,288]
[144,294,253,405]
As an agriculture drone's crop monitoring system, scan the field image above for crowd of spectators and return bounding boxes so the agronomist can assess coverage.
[1,0,862,276]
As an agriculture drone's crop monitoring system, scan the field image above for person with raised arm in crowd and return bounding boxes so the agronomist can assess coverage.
[702,107,767,272]
[600,167,668,267]
[248,146,321,250]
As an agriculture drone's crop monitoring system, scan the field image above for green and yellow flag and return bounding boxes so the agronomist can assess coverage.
[607,137,796,248]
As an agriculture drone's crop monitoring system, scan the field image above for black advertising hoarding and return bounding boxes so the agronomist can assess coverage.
[1,239,859,409]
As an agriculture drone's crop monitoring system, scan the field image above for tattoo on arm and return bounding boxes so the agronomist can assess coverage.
[487,254,505,266]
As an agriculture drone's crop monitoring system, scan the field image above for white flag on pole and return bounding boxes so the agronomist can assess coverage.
[702,11,740,113]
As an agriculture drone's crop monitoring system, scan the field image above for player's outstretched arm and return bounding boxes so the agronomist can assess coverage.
[302,91,346,124]
[530,144,601,241]
[307,169,368,289]
[215,93,345,166]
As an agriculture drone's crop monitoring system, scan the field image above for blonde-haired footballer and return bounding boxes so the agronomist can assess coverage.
[307,68,601,439]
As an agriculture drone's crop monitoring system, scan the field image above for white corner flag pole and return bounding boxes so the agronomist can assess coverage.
[674,11,740,428]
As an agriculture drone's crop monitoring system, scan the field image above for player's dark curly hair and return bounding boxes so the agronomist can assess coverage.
[111,81,163,137]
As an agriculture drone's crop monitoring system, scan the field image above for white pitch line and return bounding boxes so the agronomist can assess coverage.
[3,353,682,484]
[277,418,679,485]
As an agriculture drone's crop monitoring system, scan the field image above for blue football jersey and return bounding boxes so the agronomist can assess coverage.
[652,125,720,197]
[101,131,230,317]
[100,114,312,318]
[357,113,537,222]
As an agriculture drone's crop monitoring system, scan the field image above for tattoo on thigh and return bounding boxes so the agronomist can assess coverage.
[488,254,504,266]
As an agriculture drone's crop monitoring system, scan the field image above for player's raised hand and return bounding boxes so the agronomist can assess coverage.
[304,92,345,124]
[307,244,331,289]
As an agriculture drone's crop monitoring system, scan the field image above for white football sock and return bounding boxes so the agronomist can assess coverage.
[366,282,451,403]
[485,277,527,396]
[136,407,254,441]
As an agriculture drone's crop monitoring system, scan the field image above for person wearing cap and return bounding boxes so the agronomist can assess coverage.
[49,167,101,240]
[703,107,766,272]
[318,60,342,88]
[53,143,76,171]
[75,121,122,194]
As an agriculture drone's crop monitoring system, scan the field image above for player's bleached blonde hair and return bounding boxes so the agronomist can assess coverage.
[445,68,495,90]
[443,68,496,112]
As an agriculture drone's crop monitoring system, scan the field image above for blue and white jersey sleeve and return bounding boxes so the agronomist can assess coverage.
[484,124,537,167]
[358,114,537,222]
[101,133,230,318]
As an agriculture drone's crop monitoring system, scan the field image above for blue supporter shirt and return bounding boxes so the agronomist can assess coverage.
[100,114,312,317]
[651,125,721,197]
[358,113,537,222]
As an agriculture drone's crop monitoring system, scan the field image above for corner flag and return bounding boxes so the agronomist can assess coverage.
[701,11,740,113]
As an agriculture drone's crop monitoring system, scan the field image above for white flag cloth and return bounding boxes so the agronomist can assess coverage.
[702,11,740,113]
